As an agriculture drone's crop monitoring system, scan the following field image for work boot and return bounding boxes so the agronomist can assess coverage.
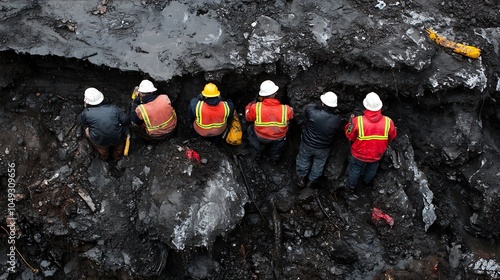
[344,186,355,195]
[305,180,315,189]
[297,176,305,188]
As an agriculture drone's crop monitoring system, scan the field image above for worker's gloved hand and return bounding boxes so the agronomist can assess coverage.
[131,95,141,107]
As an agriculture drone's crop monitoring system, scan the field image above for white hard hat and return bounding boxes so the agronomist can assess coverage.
[84,88,104,105]
[320,91,338,108]
[258,80,279,97]
[138,80,157,93]
[363,92,383,111]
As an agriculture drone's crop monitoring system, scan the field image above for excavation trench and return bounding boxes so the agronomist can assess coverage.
[0,51,499,279]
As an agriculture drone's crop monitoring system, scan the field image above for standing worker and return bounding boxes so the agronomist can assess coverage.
[79,88,129,161]
[188,82,234,142]
[296,92,340,188]
[245,80,293,164]
[344,92,397,193]
[131,80,177,141]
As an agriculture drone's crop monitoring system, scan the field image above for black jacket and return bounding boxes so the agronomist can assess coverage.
[301,104,340,149]
[80,104,129,146]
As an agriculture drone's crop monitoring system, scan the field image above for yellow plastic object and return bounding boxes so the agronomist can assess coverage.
[225,113,242,145]
[123,134,131,156]
[131,86,139,100]
[425,28,480,59]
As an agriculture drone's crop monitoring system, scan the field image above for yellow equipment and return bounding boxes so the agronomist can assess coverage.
[225,113,242,145]
[425,28,481,59]
[124,134,131,156]
[131,86,139,100]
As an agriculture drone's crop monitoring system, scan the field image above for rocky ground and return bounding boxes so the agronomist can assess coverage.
[1,0,500,279]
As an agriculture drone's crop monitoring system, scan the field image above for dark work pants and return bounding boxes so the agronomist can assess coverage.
[85,128,126,161]
[246,125,286,162]
[346,155,379,190]
[295,142,331,182]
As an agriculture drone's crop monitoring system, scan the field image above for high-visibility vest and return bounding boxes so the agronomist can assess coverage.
[193,100,230,137]
[254,102,289,140]
[356,116,390,140]
[136,95,177,136]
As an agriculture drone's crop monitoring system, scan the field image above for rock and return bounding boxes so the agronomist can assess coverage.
[187,254,220,280]
[137,142,248,250]
[449,244,462,269]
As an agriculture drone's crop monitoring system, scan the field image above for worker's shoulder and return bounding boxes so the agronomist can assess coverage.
[383,114,396,122]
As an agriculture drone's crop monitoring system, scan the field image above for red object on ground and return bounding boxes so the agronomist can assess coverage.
[371,207,394,226]
[185,148,200,164]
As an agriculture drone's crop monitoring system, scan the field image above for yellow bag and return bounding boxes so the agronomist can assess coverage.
[226,113,242,145]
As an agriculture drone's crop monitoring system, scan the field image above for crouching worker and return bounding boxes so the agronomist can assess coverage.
[245,80,294,164]
[188,82,234,143]
[131,80,177,141]
[79,88,129,161]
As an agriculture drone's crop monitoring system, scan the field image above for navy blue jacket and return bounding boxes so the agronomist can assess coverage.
[80,104,129,146]
[301,104,340,149]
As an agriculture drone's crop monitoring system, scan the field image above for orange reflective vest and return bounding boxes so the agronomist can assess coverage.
[135,95,177,136]
[193,100,230,137]
[245,98,293,140]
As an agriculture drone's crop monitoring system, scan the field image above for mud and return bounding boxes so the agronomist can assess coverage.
[1,0,500,279]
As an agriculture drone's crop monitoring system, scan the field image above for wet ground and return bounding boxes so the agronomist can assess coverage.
[1,0,500,279]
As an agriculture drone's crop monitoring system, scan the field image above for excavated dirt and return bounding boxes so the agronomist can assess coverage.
[1,0,500,279]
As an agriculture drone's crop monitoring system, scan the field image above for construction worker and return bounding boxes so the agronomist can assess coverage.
[345,92,397,192]
[131,80,177,141]
[188,82,234,142]
[296,92,340,188]
[245,80,294,164]
[79,88,129,161]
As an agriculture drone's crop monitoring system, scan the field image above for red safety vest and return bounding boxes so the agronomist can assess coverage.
[246,98,293,140]
[136,95,177,136]
[193,100,230,137]
[345,111,396,162]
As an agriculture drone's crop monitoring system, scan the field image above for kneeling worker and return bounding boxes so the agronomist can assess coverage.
[188,82,234,142]
[131,79,177,141]
[79,88,129,161]
[245,80,294,164]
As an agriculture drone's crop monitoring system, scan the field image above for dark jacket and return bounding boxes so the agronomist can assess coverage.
[80,104,129,146]
[301,104,340,149]
[131,94,158,125]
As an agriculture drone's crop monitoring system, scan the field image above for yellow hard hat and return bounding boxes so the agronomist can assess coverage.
[202,83,220,98]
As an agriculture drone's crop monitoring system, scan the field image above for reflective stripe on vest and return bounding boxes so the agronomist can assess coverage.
[195,101,230,129]
[138,105,176,132]
[357,116,390,140]
[254,102,287,127]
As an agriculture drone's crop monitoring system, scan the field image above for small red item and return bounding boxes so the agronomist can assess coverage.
[371,207,394,226]
[185,148,200,164]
